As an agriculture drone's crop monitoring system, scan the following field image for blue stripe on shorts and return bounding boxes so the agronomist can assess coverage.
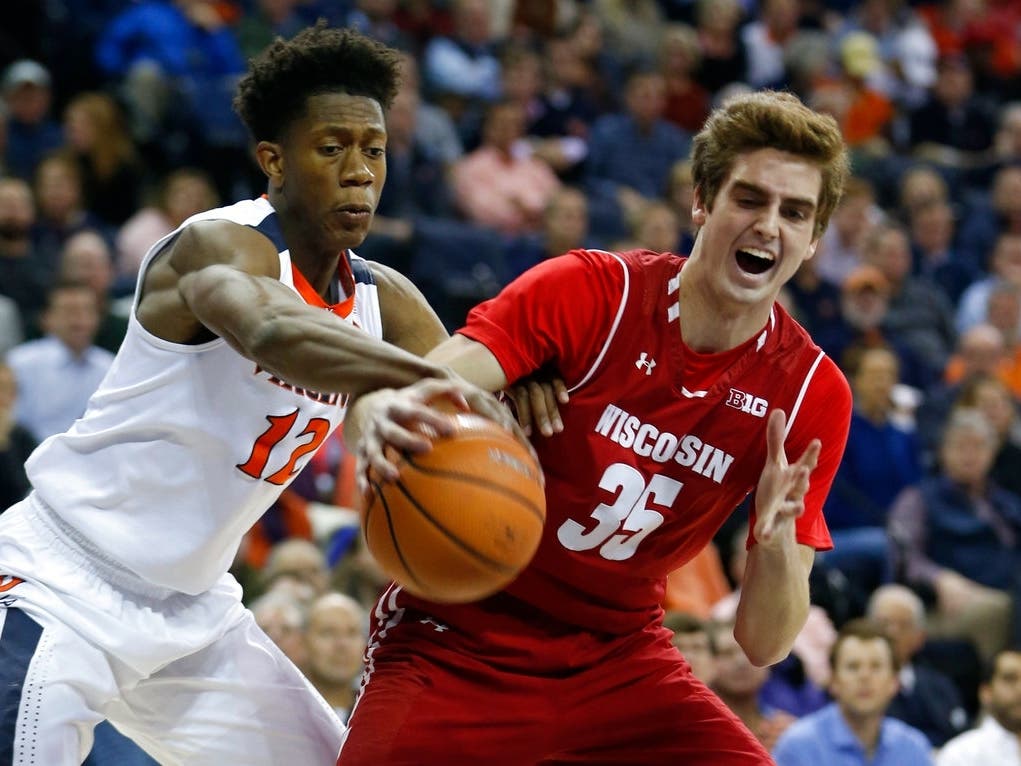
[0,608,42,763]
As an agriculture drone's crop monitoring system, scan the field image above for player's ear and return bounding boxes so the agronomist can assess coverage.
[255,141,284,190]
[692,186,708,227]
[806,239,819,259]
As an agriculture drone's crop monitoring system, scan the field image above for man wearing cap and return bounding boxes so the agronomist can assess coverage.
[815,264,933,388]
[1,60,63,181]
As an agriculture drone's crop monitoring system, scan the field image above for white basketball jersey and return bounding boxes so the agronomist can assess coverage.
[25,197,383,594]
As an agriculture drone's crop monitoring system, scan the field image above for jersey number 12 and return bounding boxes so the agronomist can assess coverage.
[237,409,331,485]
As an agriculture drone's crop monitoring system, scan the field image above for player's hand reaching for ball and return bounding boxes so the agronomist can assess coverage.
[348,376,526,485]
[753,409,821,548]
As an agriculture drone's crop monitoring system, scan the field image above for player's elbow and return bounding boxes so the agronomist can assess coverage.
[735,629,791,668]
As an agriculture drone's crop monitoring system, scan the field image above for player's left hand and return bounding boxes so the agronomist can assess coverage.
[507,374,568,437]
[753,409,821,548]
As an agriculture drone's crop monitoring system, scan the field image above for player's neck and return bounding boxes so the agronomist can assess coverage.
[676,260,772,352]
[676,289,770,354]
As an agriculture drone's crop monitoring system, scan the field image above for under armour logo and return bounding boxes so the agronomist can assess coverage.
[635,352,657,375]
[419,618,449,632]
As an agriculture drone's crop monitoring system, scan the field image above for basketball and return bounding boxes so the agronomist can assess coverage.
[360,411,546,604]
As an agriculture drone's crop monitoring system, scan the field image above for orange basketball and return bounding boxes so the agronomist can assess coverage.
[360,412,546,604]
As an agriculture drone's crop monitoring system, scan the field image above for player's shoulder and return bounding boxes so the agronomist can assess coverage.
[181,197,275,230]
[552,248,681,290]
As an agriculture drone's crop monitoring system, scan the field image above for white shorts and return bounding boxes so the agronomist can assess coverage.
[0,495,345,765]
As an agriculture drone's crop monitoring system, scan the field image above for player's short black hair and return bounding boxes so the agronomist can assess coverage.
[234,21,402,143]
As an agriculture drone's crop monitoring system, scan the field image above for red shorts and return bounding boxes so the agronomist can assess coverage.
[337,587,771,765]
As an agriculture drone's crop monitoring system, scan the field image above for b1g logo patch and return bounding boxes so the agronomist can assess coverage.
[725,388,768,417]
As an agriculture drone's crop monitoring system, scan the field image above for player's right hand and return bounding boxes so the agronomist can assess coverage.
[351,377,526,486]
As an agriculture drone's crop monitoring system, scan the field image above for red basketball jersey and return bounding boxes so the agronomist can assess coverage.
[407,249,851,635]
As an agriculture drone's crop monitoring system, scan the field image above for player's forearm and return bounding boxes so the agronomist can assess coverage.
[181,264,448,396]
[733,542,812,666]
[246,311,448,397]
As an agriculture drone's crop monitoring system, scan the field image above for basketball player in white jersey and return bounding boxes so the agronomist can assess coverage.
[0,25,515,765]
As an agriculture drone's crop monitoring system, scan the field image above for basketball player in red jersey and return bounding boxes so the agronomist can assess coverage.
[340,90,853,764]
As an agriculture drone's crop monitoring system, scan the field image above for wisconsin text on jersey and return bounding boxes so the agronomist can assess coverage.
[594,404,735,483]
[254,365,350,407]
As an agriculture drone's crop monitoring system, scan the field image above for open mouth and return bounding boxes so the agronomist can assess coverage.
[735,247,776,275]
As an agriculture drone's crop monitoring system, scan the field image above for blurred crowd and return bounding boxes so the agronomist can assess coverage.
[2,0,1021,762]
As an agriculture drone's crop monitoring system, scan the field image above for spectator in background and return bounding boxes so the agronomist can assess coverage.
[908,52,996,160]
[114,167,219,285]
[710,618,798,752]
[909,198,978,306]
[659,24,710,135]
[0,363,35,510]
[260,538,331,605]
[5,280,114,442]
[504,185,590,280]
[421,0,502,139]
[772,619,933,766]
[815,176,882,287]
[834,31,896,154]
[982,282,1021,390]
[532,31,600,150]
[895,163,949,226]
[936,646,1021,766]
[592,0,665,72]
[863,220,956,379]
[450,99,562,236]
[62,92,144,228]
[919,323,1013,465]
[814,265,930,390]
[993,102,1021,165]
[957,233,1021,335]
[1,60,63,181]
[957,164,1021,272]
[822,346,919,594]
[953,374,1021,499]
[741,0,799,91]
[584,68,691,241]
[785,253,843,339]
[395,52,464,169]
[889,408,1019,662]
[235,0,307,61]
[249,587,308,670]
[866,584,970,748]
[501,44,588,179]
[663,610,717,686]
[94,0,247,189]
[614,199,681,254]
[58,229,127,353]
[343,0,410,52]
[946,308,1021,402]
[0,177,48,326]
[303,592,366,724]
[692,0,747,95]
[32,151,108,284]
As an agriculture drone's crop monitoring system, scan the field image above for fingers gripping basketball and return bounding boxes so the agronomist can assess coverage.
[360,412,546,604]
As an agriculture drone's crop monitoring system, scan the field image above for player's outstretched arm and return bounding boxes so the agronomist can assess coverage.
[146,220,449,397]
[734,408,819,667]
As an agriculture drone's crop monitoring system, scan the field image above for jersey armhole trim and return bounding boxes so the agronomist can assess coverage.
[567,250,630,394]
[784,349,825,439]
